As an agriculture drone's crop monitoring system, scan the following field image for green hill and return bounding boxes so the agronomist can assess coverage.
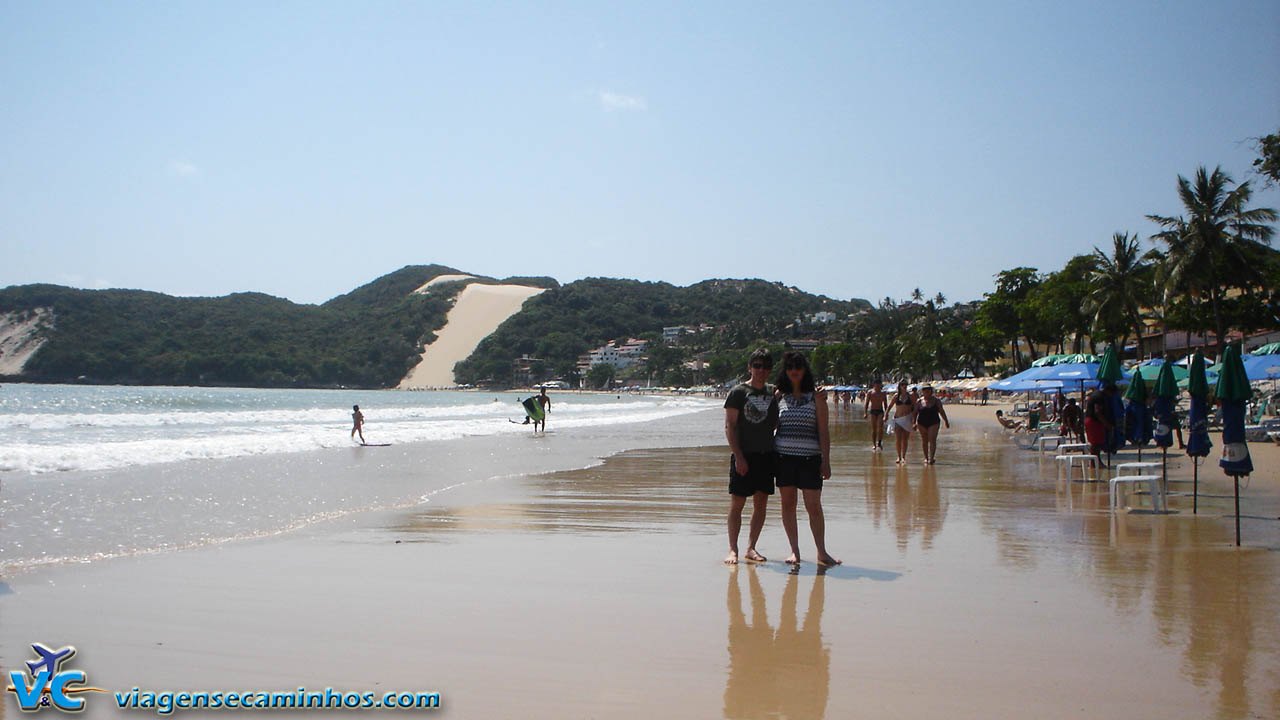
[0,266,481,387]
[454,277,871,385]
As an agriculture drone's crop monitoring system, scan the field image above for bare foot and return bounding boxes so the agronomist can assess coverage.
[724,551,739,565]
[784,552,800,564]
[744,549,767,563]
[816,553,842,566]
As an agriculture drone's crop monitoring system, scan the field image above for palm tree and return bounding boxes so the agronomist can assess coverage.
[1085,232,1154,356]
[1147,166,1277,356]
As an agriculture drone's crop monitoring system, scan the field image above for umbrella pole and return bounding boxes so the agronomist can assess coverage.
[1192,459,1198,514]
[1234,475,1241,547]
[1161,447,1167,497]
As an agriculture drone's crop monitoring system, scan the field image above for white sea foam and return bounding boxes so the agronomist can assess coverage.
[0,386,717,474]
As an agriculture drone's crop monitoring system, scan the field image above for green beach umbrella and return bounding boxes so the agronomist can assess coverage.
[1097,346,1123,383]
[1214,345,1252,402]
[1152,360,1180,398]
[1250,341,1280,356]
[1136,361,1188,384]
[1187,353,1210,396]
[1151,360,1179,486]
[1123,369,1148,403]
[1186,352,1212,513]
[1216,344,1253,546]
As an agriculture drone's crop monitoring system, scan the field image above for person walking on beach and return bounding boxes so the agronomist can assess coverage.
[863,380,888,451]
[890,381,916,464]
[351,405,365,443]
[1084,385,1113,467]
[1060,397,1084,442]
[981,386,989,406]
[913,385,950,464]
[534,386,552,432]
[775,351,840,566]
[723,349,779,565]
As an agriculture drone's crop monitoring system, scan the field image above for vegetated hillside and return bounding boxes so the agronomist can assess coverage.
[454,277,872,385]
[0,265,488,387]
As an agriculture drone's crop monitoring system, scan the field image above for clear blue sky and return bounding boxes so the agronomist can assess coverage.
[3,1,1278,305]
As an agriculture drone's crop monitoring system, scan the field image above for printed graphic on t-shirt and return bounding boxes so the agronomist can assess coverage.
[742,394,772,424]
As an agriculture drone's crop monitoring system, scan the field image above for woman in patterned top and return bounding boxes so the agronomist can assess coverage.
[773,351,841,566]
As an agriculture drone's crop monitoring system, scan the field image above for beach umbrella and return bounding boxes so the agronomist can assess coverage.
[1097,346,1126,457]
[987,365,1058,392]
[1185,352,1213,513]
[1123,371,1152,461]
[1216,344,1253,546]
[1151,360,1180,494]
[1250,341,1280,355]
[1239,354,1280,381]
[1031,354,1068,367]
[1136,358,1189,384]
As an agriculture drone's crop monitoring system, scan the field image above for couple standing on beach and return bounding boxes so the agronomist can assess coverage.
[724,349,840,567]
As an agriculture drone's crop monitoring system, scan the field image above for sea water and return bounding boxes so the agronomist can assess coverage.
[0,385,722,573]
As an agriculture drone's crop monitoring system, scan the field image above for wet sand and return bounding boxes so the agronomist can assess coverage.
[3,406,1279,718]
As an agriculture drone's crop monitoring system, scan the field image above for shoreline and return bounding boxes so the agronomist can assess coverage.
[3,404,1278,718]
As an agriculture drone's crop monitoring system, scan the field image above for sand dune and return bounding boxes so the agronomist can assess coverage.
[0,308,51,375]
[399,284,545,388]
[411,274,478,293]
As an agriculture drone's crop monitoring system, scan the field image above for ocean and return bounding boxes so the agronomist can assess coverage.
[0,385,722,574]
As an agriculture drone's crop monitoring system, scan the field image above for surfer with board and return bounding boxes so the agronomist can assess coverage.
[534,387,551,432]
[723,348,779,565]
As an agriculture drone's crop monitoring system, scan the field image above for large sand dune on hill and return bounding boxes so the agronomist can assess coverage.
[399,284,545,388]
[0,308,51,375]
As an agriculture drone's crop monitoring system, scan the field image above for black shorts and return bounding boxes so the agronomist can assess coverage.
[729,452,776,497]
[775,454,823,491]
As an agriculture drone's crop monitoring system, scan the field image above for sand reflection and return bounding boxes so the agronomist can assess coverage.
[724,566,828,719]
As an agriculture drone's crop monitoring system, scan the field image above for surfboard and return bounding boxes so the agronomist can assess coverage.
[521,397,545,422]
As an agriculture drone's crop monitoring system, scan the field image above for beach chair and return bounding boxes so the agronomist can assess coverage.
[1013,428,1046,450]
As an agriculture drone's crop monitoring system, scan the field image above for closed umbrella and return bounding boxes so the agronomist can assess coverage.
[1185,352,1213,514]
[1216,344,1253,546]
[1151,360,1180,495]
[1097,346,1126,459]
[1123,371,1151,461]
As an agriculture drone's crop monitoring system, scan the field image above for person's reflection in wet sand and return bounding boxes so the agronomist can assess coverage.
[724,566,777,718]
[724,566,829,719]
[774,567,830,719]
[892,464,913,551]
[916,464,944,551]
[865,454,889,531]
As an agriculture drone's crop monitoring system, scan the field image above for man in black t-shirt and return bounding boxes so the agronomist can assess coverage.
[723,348,780,564]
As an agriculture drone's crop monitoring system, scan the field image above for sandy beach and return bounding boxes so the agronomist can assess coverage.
[3,400,1278,719]
[399,283,545,389]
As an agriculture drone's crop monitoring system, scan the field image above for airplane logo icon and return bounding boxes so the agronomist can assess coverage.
[26,644,77,680]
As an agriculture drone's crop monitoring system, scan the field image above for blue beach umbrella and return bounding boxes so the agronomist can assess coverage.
[1123,371,1151,461]
[1216,344,1253,545]
[987,365,1058,392]
[1185,353,1212,514]
[1240,354,1280,381]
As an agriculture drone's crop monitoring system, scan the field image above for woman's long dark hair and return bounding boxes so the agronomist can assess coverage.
[775,350,816,394]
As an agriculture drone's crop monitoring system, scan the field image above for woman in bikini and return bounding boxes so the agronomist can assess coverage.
[890,381,915,464]
[913,385,950,464]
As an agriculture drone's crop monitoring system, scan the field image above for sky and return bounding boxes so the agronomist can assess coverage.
[2,1,1278,306]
